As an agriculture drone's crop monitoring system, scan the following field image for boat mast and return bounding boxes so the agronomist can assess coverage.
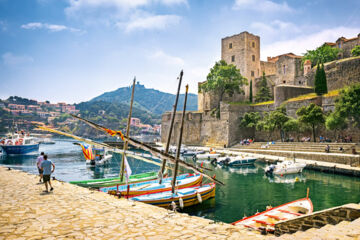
[171,84,188,194]
[120,78,136,181]
[159,70,183,184]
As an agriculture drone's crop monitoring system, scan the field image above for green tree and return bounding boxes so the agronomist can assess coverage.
[325,111,347,139]
[314,64,328,95]
[256,113,275,141]
[255,72,272,103]
[351,45,360,57]
[296,103,325,142]
[302,44,341,67]
[249,80,253,103]
[269,106,289,142]
[239,112,260,138]
[200,60,247,114]
[334,83,360,127]
[283,118,299,140]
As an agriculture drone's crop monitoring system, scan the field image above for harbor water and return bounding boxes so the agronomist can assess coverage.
[1,140,359,224]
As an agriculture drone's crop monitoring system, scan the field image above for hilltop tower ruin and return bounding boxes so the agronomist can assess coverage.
[221,31,261,101]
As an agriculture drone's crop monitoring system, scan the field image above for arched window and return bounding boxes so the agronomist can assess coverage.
[252,42,255,48]
[252,55,255,61]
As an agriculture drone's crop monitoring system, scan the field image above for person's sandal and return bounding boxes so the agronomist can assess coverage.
[50,187,54,191]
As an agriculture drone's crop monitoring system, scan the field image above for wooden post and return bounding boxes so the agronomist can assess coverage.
[306,187,310,198]
[171,84,188,194]
[159,70,183,184]
[120,78,136,181]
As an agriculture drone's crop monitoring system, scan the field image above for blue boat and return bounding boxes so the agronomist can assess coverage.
[0,133,39,155]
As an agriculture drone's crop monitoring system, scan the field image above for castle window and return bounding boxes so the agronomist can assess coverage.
[251,71,254,77]
[229,43,232,49]
[252,42,255,48]
[283,65,286,74]
[231,55,235,62]
[338,42,342,48]
[252,55,255,62]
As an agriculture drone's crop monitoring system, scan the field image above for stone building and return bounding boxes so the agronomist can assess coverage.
[325,34,360,59]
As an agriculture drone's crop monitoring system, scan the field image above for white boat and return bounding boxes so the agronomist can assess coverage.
[0,132,39,155]
[217,156,256,166]
[232,198,313,232]
[265,161,306,175]
[195,152,221,160]
[38,138,56,144]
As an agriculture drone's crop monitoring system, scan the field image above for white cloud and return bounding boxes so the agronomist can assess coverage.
[233,0,293,12]
[65,0,187,15]
[2,52,34,66]
[121,14,181,32]
[261,26,360,60]
[149,50,184,66]
[21,22,84,33]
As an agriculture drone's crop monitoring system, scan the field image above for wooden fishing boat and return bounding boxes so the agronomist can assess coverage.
[130,183,216,209]
[100,173,203,197]
[232,197,313,232]
[69,171,158,188]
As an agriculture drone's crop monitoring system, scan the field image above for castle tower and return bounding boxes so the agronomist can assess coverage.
[221,31,261,100]
[303,59,312,75]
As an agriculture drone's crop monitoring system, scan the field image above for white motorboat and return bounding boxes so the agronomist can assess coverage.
[194,152,221,160]
[216,156,256,166]
[265,161,306,175]
[38,138,56,144]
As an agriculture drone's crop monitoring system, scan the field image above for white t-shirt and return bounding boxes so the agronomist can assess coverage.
[36,155,44,168]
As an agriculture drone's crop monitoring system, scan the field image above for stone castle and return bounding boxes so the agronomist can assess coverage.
[161,31,360,146]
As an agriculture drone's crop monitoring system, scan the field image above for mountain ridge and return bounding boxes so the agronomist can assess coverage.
[90,83,198,115]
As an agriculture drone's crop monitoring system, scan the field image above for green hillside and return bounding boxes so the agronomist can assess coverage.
[90,82,198,115]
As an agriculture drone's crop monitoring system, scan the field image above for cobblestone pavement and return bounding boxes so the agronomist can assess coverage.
[0,167,267,240]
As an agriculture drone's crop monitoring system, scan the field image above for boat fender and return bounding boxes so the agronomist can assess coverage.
[196,191,202,203]
[179,197,184,209]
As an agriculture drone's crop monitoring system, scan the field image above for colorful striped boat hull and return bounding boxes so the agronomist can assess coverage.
[131,183,216,209]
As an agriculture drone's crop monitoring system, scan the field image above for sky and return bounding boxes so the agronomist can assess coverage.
[0,0,359,104]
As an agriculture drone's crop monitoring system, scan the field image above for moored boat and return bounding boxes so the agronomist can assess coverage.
[130,182,216,209]
[0,133,39,155]
[69,171,159,188]
[232,197,313,232]
[195,152,221,160]
[217,156,256,166]
[265,161,306,175]
[101,173,203,197]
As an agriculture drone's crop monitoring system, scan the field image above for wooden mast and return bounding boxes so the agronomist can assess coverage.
[171,84,188,194]
[120,78,136,181]
[159,70,183,184]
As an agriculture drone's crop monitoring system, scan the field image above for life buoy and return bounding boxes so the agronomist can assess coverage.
[18,138,23,145]
[6,140,13,145]
[0,140,4,144]
[15,140,20,145]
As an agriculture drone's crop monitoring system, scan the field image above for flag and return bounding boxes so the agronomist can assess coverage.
[80,144,94,160]
[124,155,132,184]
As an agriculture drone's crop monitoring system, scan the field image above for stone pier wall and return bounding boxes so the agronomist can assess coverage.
[275,203,360,236]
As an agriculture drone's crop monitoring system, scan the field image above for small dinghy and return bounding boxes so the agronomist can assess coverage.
[130,183,216,209]
[265,161,306,175]
[232,197,313,232]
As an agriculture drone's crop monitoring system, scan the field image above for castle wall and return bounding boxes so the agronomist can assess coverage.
[307,56,360,90]
[274,85,314,107]
[260,61,276,76]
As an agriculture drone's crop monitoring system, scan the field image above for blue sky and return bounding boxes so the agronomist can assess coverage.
[0,0,359,103]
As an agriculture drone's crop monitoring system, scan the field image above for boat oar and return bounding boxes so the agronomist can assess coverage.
[69,114,224,186]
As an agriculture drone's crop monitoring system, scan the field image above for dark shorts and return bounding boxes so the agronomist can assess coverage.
[43,175,51,182]
[38,168,43,174]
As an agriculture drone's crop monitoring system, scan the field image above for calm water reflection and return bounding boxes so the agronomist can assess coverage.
[1,140,359,224]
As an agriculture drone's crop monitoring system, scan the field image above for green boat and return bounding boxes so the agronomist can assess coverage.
[69,171,158,188]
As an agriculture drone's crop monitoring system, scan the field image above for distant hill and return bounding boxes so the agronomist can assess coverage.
[90,83,198,115]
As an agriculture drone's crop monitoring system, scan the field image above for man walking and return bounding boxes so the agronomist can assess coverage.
[36,152,45,183]
[41,155,55,192]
